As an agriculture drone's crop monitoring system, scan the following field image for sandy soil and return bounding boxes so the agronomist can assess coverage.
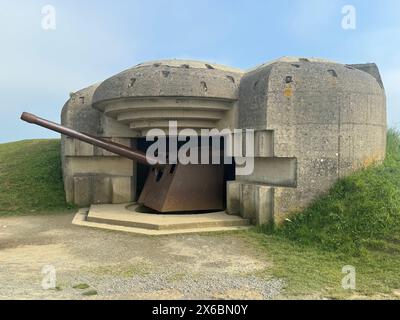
[0,213,282,300]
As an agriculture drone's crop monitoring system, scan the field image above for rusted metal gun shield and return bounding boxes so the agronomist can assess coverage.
[138,163,224,213]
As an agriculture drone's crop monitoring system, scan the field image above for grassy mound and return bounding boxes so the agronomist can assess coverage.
[0,139,73,215]
[268,129,400,255]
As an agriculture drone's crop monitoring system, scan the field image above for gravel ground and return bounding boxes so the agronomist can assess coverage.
[0,213,283,300]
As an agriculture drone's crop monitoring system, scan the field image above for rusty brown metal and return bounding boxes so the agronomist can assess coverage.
[20,112,162,167]
[21,112,224,213]
[138,163,224,212]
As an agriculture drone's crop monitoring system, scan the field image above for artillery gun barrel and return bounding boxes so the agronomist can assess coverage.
[20,112,162,167]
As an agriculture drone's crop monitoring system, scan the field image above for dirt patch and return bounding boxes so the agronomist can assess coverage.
[0,213,281,300]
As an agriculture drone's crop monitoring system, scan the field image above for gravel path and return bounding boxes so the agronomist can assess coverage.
[0,213,283,300]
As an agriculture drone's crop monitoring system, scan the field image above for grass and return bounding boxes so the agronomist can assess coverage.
[73,283,90,290]
[73,283,98,296]
[82,289,98,296]
[1,133,400,299]
[243,232,400,299]
[0,139,74,216]
[248,128,400,298]
[263,128,400,255]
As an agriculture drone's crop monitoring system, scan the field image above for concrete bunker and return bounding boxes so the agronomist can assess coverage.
[54,57,386,231]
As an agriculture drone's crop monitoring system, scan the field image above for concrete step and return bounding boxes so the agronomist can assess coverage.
[72,204,251,236]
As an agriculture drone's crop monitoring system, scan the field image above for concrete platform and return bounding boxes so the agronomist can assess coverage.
[72,203,251,235]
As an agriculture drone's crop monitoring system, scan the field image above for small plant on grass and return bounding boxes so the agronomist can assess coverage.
[82,289,98,296]
[72,283,90,290]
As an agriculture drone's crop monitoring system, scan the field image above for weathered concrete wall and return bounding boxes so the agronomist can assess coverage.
[61,85,136,206]
[233,57,386,224]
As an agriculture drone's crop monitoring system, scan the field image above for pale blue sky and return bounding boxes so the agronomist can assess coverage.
[0,0,399,142]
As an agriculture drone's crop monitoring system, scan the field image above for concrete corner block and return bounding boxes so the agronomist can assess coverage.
[239,183,256,223]
[63,175,74,203]
[75,140,94,156]
[93,176,112,204]
[237,157,297,187]
[73,176,91,207]
[272,187,304,225]
[254,130,274,157]
[226,181,240,215]
[71,175,136,207]
[101,137,132,156]
[63,137,76,156]
[254,186,274,225]
[112,177,134,204]
[239,182,274,225]
[241,130,274,158]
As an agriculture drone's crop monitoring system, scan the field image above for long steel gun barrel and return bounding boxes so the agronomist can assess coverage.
[20,112,161,167]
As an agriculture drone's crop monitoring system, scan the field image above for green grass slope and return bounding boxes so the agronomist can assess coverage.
[266,129,400,255]
[0,139,72,215]
[248,129,400,298]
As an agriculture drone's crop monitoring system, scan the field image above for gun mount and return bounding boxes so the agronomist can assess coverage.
[21,112,224,213]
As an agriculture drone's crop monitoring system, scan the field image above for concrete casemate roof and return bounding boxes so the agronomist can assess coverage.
[246,56,337,72]
[243,56,384,93]
[134,59,243,73]
[91,57,384,106]
[92,59,244,104]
